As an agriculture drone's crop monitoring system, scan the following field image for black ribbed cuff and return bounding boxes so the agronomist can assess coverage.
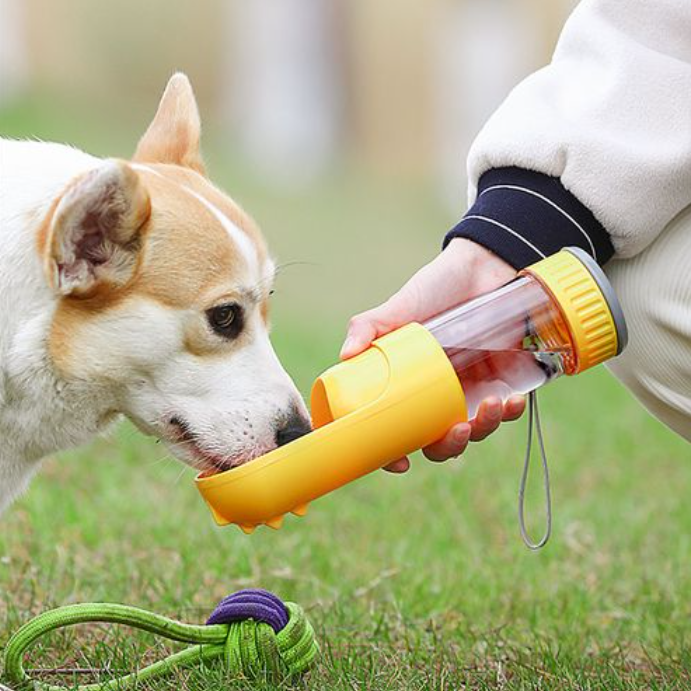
[443,167,614,269]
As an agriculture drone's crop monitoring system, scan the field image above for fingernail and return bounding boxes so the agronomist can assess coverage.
[340,337,355,359]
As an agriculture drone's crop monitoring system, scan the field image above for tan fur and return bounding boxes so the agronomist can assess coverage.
[47,76,272,374]
[48,165,271,369]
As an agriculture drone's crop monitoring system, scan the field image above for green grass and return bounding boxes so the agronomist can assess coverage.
[1,97,690,690]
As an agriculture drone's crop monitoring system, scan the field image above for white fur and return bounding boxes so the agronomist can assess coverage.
[0,139,107,511]
[0,138,307,515]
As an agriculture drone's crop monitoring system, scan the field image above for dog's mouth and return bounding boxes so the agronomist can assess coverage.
[166,415,261,473]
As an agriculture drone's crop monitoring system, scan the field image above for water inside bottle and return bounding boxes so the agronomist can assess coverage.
[443,343,569,420]
[423,275,578,419]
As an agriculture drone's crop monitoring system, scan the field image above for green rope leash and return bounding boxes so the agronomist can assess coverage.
[3,590,318,690]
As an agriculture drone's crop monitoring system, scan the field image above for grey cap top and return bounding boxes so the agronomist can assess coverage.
[563,246,628,355]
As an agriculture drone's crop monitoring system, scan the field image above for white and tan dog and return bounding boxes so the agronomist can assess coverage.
[0,74,311,515]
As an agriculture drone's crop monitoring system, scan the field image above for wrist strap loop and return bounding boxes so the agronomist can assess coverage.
[518,390,552,550]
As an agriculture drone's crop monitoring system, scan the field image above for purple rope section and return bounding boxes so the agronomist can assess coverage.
[205,589,290,633]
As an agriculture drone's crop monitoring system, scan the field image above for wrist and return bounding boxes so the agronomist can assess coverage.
[444,237,517,284]
[444,167,614,269]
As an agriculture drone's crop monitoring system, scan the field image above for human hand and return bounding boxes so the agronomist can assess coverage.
[340,238,526,472]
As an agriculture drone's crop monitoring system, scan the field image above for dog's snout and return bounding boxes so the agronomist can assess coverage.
[275,412,312,448]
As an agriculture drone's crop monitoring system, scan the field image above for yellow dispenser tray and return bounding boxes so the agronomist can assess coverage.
[196,323,467,532]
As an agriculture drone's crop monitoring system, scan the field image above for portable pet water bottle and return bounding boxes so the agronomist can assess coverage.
[196,247,627,543]
[423,246,626,418]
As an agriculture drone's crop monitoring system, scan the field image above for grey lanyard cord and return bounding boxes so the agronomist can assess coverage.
[517,390,552,550]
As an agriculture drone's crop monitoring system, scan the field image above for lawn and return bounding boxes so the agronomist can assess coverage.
[1,98,690,690]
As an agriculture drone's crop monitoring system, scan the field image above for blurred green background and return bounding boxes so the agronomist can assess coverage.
[1,1,690,689]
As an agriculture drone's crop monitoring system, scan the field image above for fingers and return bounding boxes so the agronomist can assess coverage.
[385,422,473,470]
[469,394,526,441]
[502,395,526,422]
[423,396,526,463]
[386,396,527,471]
[383,457,411,473]
[423,422,472,461]
[469,396,503,442]
[340,288,421,360]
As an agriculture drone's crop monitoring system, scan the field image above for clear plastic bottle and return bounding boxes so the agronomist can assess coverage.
[423,248,627,420]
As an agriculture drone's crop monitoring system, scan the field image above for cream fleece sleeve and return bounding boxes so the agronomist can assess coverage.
[466,0,691,259]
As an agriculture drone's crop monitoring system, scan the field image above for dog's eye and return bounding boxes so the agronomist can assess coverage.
[207,303,243,339]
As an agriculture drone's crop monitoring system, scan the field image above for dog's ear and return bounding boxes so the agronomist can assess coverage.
[133,73,205,174]
[46,160,151,297]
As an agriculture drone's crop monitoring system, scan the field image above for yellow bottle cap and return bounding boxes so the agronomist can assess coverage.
[522,247,628,373]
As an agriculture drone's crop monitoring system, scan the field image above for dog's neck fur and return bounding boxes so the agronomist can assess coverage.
[0,139,117,512]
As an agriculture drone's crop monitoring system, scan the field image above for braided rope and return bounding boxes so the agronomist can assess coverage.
[3,589,318,690]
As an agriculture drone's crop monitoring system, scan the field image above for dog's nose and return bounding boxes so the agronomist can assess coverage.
[275,413,312,448]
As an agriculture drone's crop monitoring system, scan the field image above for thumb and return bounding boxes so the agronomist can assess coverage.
[340,287,422,360]
[340,312,379,360]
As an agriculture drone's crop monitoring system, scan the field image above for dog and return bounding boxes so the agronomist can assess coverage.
[0,73,311,515]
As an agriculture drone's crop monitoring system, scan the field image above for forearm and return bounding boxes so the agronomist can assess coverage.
[445,167,613,269]
[450,0,691,265]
